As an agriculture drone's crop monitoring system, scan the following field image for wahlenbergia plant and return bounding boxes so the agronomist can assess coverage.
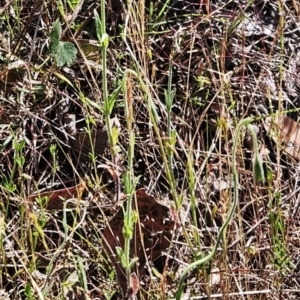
[176,117,265,299]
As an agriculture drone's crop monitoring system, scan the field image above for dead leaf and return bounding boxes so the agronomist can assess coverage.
[27,180,86,209]
[102,188,180,297]
[265,114,300,160]
[126,272,139,300]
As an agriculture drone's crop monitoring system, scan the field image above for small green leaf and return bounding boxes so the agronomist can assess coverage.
[49,19,61,54]
[69,0,80,9]
[128,257,139,269]
[105,85,121,114]
[87,115,96,126]
[247,124,265,184]
[115,246,127,268]
[80,94,103,112]
[266,167,273,182]
[254,154,265,183]
[111,126,119,147]
[94,10,109,48]
[102,33,109,48]
[94,9,102,43]
[0,135,12,153]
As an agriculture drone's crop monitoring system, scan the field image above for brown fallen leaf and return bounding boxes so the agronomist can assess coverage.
[27,180,86,209]
[126,272,139,300]
[102,188,180,297]
[265,114,300,160]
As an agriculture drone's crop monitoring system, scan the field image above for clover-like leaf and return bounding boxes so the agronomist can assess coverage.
[54,41,77,67]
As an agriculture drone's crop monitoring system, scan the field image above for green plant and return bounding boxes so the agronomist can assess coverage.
[269,192,295,275]
[49,144,57,183]
[119,71,140,292]
[94,5,121,194]
[68,0,80,10]
[12,138,25,179]
[24,283,34,300]
[49,19,77,67]
[95,0,139,293]
[175,117,264,299]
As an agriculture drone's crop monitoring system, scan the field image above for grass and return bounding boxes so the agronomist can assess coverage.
[0,0,300,299]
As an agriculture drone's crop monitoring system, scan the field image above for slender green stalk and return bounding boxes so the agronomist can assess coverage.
[165,53,177,203]
[122,4,179,207]
[123,69,179,208]
[187,152,200,247]
[99,1,113,149]
[122,72,136,289]
[100,0,108,106]
[84,116,100,181]
[94,2,115,158]
[175,117,256,299]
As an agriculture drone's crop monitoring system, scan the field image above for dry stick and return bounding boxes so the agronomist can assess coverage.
[0,0,13,15]
[61,0,85,38]
[291,0,300,22]
[28,1,44,64]
[11,0,43,54]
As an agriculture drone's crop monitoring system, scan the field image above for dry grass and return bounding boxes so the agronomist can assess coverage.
[0,0,300,299]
